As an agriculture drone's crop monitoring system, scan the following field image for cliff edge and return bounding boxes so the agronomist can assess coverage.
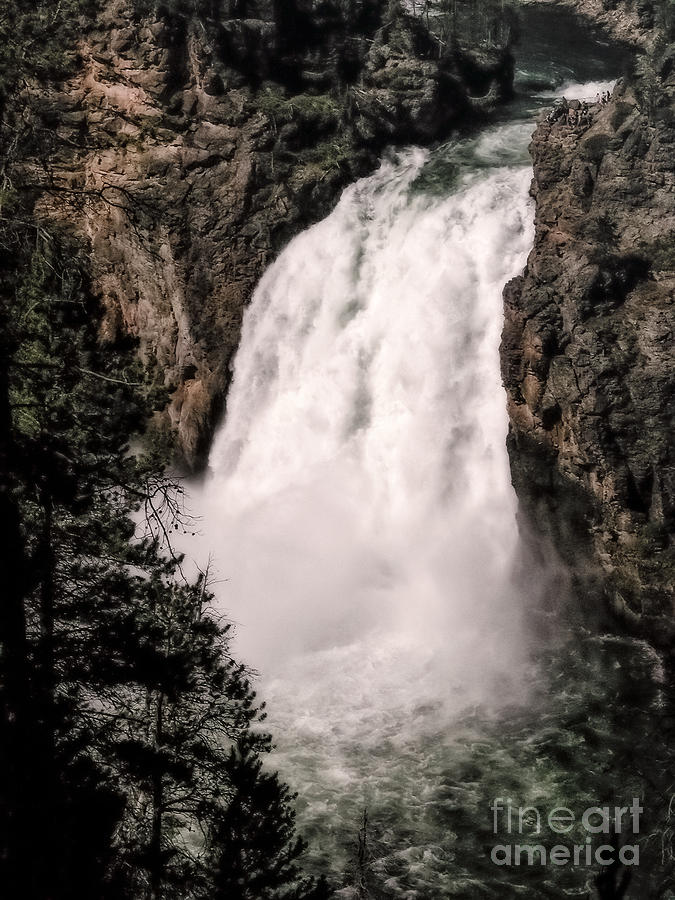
[502,14,674,638]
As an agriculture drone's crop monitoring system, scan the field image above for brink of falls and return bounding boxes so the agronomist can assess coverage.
[182,18,647,889]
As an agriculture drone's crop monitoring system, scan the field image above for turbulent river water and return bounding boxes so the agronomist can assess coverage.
[185,12,671,898]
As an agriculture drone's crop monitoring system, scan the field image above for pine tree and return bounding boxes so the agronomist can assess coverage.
[0,206,328,899]
[0,2,330,895]
[208,738,330,900]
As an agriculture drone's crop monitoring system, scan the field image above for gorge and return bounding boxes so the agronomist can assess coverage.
[0,0,673,897]
[177,8,674,894]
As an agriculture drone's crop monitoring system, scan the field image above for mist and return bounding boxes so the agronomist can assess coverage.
[183,132,536,727]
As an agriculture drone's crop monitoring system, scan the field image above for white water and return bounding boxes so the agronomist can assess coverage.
[185,121,538,889]
[537,77,618,100]
[193,130,536,712]
[203,134,534,687]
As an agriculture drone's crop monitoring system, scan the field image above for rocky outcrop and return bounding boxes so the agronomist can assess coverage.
[502,39,675,638]
[24,0,513,469]
[519,0,656,49]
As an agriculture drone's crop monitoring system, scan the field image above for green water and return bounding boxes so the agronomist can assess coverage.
[293,632,673,898]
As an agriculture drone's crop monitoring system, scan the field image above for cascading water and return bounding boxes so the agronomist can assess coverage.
[185,122,536,891]
[184,12,635,887]
[206,132,535,681]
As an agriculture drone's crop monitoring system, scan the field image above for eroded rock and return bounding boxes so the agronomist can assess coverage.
[502,54,675,640]
[26,0,513,469]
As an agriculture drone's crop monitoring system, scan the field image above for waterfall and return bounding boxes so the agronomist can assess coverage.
[181,64,630,894]
[183,96,612,894]
[192,122,535,721]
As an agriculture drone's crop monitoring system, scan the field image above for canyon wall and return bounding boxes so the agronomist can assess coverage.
[502,3,674,639]
[15,0,673,635]
[26,0,513,468]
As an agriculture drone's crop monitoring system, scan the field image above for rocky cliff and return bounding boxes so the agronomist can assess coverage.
[15,0,513,468]
[502,6,674,639]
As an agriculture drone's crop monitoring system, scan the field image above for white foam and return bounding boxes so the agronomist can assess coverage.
[185,128,535,732]
[177,80,612,893]
[538,78,618,100]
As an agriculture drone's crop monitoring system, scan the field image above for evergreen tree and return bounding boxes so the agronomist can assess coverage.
[0,3,329,896]
[0,188,327,900]
[208,738,329,900]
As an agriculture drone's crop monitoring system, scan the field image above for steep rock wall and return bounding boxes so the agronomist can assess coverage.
[28,0,513,468]
[520,0,649,47]
[502,12,674,639]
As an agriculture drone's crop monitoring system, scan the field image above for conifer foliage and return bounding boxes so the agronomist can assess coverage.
[0,207,328,900]
[0,6,330,896]
[0,7,328,881]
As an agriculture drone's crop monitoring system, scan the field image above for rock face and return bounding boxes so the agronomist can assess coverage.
[501,32,675,638]
[28,0,513,469]
[520,0,647,48]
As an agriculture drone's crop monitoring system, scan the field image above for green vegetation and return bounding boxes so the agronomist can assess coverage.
[255,88,343,137]
[646,0,675,37]
[0,193,330,898]
[1,2,671,899]
[410,0,518,49]
[0,0,101,190]
[0,0,96,96]
[132,0,212,19]
[0,4,329,897]
[253,87,354,177]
